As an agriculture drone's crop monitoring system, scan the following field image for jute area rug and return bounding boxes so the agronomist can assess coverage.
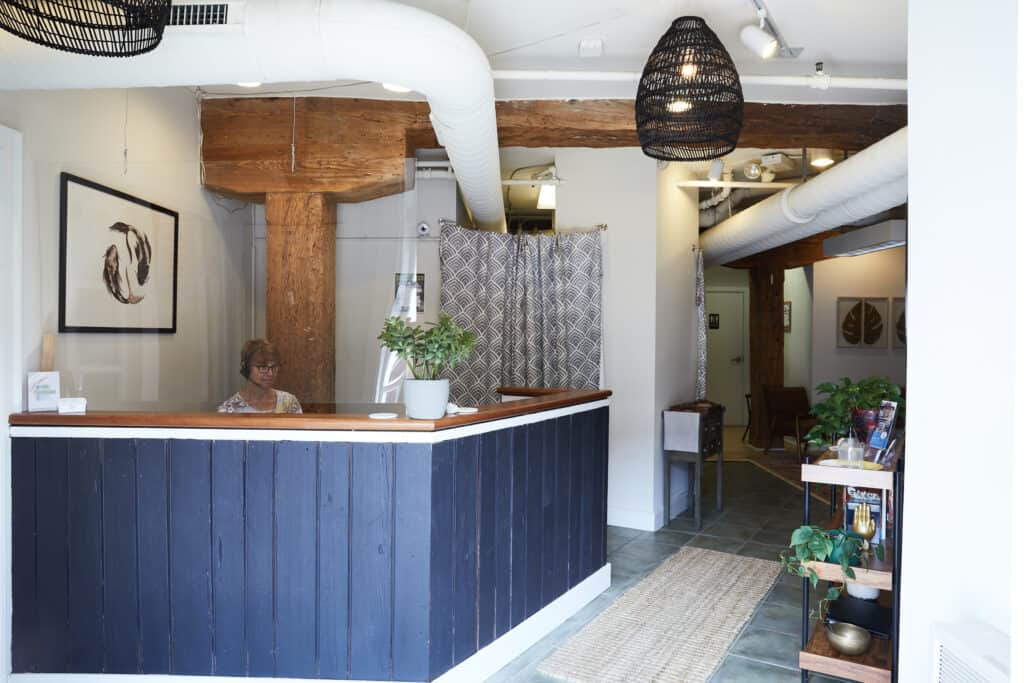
[537,547,779,683]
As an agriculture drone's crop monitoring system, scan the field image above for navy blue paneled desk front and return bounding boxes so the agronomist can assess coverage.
[8,389,611,683]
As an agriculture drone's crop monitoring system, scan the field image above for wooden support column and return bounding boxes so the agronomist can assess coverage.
[748,265,785,448]
[265,192,336,408]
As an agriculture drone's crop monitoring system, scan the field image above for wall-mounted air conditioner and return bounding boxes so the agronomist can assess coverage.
[823,219,907,257]
[931,622,1009,682]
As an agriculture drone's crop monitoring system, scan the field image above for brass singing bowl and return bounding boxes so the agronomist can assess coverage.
[825,621,872,656]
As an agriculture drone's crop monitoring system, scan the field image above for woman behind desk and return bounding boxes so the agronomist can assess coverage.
[218,339,302,413]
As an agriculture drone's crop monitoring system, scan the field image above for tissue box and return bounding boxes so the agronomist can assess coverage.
[27,371,60,412]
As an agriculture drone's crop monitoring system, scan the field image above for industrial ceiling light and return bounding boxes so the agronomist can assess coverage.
[635,16,744,161]
[810,149,835,168]
[742,160,762,180]
[739,23,778,59]
[0,0,172,57]
[536,184,556,210]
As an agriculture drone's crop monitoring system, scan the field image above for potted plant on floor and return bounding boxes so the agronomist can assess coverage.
[804,376,902,447]
[378,313,476,419]
[779,525,885,618]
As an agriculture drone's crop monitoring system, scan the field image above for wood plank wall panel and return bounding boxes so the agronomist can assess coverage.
[11,437,38,672]
[427,408,610,672]
[11,408,610,680]
[35,439,70,672]
[101,440,140,674]
[316,443,351,679]
[210,441,245,676]
[392,443,432,681]
[135,440,171,673]
[67,439,103,673]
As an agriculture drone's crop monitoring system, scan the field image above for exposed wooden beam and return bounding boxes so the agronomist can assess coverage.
[748,265,785,448]
[201,98,906,200]
[265,192,336,408]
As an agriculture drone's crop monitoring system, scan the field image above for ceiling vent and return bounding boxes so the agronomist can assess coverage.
[168,2,244,28]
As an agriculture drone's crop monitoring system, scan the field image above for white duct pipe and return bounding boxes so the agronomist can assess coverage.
[0,0,505,231]
[492,70,908,91]
[700,127,907,265]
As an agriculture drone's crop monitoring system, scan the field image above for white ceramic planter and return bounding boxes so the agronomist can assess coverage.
[846,580,880,601]
[404,378,450,419]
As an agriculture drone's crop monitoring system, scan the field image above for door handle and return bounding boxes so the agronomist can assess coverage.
[730,356,743,364]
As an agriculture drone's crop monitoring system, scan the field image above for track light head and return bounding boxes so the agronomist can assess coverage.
[740,24,779,59]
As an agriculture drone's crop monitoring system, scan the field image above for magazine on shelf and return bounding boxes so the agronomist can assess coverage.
[843,486,886,544]
[867,400,898,462]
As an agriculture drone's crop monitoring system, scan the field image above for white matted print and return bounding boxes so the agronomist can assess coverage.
[59,173,178,333]
[891,297,906,349]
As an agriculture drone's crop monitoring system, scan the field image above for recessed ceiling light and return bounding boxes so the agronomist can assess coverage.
[237,81,262,88]
[382,82,412,93]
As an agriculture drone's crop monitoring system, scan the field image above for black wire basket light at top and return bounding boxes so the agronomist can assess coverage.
[635,16,744,162]
[0,0,172,57]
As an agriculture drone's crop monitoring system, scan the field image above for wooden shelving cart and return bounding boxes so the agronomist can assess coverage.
[798,454,903,683]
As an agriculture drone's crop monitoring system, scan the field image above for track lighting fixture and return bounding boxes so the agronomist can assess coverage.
[740,22,778,59]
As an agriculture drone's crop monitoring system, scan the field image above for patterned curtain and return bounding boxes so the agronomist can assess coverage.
[695,249,708,400]
[440,221,603,406]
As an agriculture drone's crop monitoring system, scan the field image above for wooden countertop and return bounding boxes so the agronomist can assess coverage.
[9,388,611,432]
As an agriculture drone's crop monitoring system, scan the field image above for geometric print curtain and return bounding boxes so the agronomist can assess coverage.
[439,220,603,406]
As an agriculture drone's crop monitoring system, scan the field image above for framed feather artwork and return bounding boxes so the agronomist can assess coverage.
[59,173,178,333]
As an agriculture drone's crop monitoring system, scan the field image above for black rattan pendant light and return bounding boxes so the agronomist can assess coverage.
[635,16,744,161]
[0,0,172,57]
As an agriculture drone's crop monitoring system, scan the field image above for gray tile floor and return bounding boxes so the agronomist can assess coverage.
[486,462,847,683]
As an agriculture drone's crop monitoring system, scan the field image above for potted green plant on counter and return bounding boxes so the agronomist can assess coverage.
[804,376,902,447]
[779,525,885,618]
[378,313,476,419]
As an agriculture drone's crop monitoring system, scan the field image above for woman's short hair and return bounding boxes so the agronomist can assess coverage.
[239,339,281,378]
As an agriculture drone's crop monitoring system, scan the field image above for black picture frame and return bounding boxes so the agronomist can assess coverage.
[59,173,179,333]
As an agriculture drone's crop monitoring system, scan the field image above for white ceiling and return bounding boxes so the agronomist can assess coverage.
[0,0,907,105]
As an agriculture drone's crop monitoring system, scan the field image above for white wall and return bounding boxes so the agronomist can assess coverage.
[904,0,1014,676]
[654,165,699,522]
[253,177,454,403]
[0,88,252,410]
[810,247,906,393]
[783,266,812,390]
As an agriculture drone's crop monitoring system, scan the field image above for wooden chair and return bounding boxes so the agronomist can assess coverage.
[762,386,817,457]
[663,402,724,531]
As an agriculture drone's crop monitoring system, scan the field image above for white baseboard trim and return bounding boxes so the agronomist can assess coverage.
[10,564,613,683]
[669,488,692,520]
[435,563,611,682]
[607,505,658,531]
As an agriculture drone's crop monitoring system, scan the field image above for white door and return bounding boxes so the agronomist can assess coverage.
[706,290,748,426]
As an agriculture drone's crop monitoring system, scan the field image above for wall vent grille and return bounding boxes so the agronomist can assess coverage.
[169,4,230,26]
[936,644,987,683]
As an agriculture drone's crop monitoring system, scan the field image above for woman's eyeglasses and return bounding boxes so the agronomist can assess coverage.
[254,363,281,373]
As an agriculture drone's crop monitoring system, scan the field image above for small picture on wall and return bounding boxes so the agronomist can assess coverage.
[892,297,906,349]
[59,173,179,333]
[783,301,792,333]
[837,297,889,348]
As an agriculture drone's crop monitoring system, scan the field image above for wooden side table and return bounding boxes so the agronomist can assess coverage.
[663,401,724,530]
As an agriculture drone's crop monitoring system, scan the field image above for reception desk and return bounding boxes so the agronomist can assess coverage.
[8,389,610,683]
